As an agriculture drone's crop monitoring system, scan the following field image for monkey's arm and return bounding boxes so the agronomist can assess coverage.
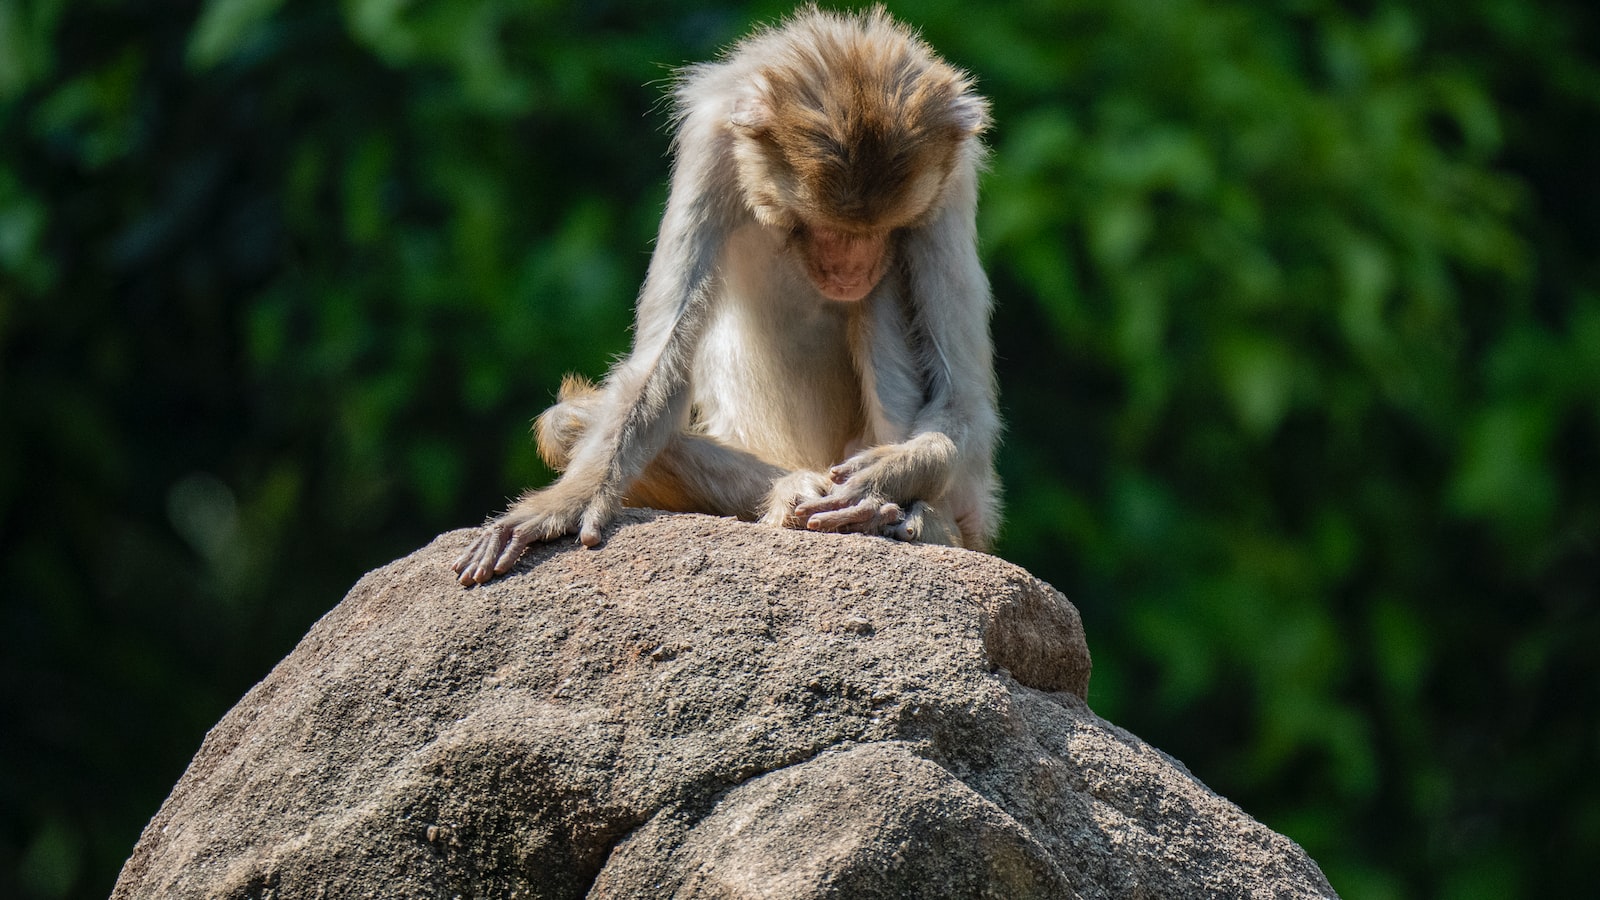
[453,126,737,585]
[796,151,1000,547]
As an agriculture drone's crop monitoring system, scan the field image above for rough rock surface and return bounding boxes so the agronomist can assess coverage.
[113,510,1335,899]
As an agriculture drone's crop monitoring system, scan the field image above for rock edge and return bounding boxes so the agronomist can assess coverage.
[113,510,1335,899]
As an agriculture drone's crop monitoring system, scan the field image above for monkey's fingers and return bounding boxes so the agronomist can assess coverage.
[578,496,618,548]
[455,524,512,586]
[492,529,534,576]
[805,497,897,532]
[579,515,605,548]
[794,493,863,517]
[452,525,498,573]
[834,502,905,535]
[829,444,896,484]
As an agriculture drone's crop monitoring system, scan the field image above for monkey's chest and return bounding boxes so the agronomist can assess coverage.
[690,304,865,471]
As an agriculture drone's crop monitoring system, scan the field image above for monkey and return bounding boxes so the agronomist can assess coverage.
[453,5,1001,586]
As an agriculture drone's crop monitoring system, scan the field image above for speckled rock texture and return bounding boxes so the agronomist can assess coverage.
[112,510,1335,899]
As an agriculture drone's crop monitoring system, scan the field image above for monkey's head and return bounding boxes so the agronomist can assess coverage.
[728,9,989,302]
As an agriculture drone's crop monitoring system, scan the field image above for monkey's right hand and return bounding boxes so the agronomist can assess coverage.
[792,489,907,537]
[451,482,617,585]
[763,470,907,538]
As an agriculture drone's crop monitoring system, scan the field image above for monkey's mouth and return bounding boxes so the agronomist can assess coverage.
[806,228,889,301]
[814,274,879,302]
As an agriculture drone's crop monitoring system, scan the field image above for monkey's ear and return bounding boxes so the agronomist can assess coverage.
[949,92,991,137]
[730,91,771,133]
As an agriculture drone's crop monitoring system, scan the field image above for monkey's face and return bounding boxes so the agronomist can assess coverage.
[726,31,988,301]
[734,131,948,302]
[797,226,891,302]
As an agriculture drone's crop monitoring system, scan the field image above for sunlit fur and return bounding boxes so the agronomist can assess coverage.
[714,6,990,233]
[453,6,1001,585]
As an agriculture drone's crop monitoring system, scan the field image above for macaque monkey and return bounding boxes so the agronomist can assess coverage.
[454,6,1001,586]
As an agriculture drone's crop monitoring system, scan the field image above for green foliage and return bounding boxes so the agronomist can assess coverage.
[1,1,1595,898]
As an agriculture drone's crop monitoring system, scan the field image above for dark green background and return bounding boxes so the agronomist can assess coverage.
[3,1,1596,897]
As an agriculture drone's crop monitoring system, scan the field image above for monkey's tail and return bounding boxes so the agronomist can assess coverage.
[534,375,603,471]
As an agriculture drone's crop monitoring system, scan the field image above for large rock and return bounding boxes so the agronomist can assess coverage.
[112,510,1335,899]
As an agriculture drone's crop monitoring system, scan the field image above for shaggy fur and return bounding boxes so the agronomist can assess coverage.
[455,6,1001,585]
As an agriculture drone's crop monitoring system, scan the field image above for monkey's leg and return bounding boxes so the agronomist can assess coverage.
[535,382,922,541]
[536,375,783,520]
[627,433,785,519]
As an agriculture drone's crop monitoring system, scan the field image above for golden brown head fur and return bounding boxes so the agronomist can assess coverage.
[726,6,989,233]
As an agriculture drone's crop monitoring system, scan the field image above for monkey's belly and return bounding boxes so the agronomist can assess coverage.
[690,310,864,472]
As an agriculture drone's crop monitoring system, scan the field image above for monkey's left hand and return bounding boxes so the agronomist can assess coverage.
[452,480,617,585]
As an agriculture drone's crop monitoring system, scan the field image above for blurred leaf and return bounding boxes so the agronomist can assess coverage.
[30,47,145,169]
[344,0,420,64]
[17,817,82,899]
[188,0,286,70]
[1217,334,1296,437]
[0,0,65,100]
[1450,404,1556,533]
[343,134,393,246]
[1370,596,1430,704]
